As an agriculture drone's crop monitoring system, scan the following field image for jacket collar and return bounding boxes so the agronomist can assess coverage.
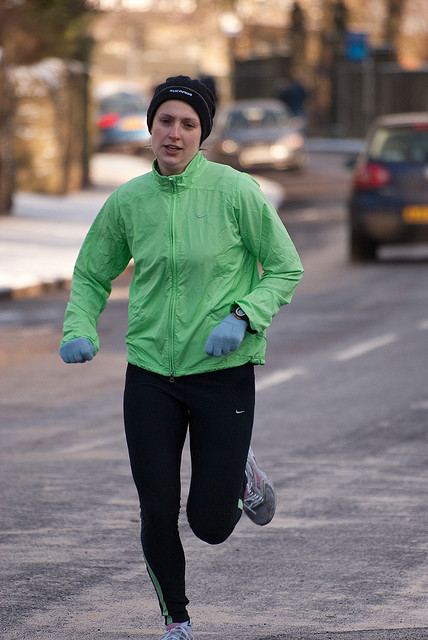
[151,151,206,190]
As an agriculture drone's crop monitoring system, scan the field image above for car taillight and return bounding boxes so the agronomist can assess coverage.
[353,162,392,189]
[97,112,120,129]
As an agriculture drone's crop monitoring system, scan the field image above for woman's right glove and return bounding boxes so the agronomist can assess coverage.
[205,313,247,358]
[59,337,95,363]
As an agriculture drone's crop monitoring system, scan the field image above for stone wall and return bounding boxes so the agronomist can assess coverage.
[9,58,90,195]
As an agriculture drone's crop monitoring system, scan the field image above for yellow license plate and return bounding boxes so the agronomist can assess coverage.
[402,205,428,223]
[119,116,144,131]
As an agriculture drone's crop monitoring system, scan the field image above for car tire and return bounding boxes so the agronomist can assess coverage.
[350,227,378,262]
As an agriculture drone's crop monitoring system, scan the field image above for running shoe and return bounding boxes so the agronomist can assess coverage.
[243,447,276,525]
[159,621,193,640]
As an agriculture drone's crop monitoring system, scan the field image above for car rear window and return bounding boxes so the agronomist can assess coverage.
[225,108,290,131]
[369,125,428,163]
[100,93,147,115]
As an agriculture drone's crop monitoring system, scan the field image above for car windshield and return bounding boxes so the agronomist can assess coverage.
[100,93,147,115]
[369,125,428,163]
[224,107,290,131]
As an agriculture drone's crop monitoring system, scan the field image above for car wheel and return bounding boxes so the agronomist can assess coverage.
[350,227,378,262]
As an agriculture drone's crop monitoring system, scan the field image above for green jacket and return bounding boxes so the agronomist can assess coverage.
[62,151,303,377]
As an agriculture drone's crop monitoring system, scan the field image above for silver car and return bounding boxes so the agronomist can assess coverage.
[204,99,305,171]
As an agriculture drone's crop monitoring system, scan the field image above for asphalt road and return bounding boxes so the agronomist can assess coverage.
[1,153,427,640]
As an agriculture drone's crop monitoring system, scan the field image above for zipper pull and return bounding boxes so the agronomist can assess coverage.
[170,371,175,383]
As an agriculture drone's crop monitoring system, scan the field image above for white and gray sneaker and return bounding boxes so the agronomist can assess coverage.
[243,447,276,525]
[159,622,193,640]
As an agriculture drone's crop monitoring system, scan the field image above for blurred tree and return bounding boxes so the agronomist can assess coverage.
[289,1,306,75]
[310,0,349,136]
[290,0,305,34]
[384,0,406,49]
[332,0,348,35]
[331,0,349,54]
[0,48,15,214]
[0,0,96,66]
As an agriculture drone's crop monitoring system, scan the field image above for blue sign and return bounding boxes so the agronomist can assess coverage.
[345,32,370,61]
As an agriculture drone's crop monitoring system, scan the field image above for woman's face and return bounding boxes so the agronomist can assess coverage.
[151,100,202,176]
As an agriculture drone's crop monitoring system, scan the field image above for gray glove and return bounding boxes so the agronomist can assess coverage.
[205,313,247,358]
[59,337,95,363]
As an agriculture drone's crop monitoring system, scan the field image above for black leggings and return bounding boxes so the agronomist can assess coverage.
[123,362,255,624]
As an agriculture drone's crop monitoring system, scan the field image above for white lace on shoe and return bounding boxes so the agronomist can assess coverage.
[244,483,265,513]
[159,621,193,640]
[243,447,276,525]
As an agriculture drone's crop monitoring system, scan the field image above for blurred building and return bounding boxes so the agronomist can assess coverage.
[86,0,428,135]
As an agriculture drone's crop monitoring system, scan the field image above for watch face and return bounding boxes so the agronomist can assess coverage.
[235,307,245,317]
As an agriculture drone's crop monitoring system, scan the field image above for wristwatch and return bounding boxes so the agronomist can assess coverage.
[232,306,249,323]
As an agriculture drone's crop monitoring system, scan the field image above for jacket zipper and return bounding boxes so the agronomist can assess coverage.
[168,177,177,382]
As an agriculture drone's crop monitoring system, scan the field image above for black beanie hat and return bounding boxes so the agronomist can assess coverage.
[146,75,216,143]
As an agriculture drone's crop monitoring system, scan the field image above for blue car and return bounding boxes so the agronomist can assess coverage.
[96,91,150,153]
[349,112,428,261]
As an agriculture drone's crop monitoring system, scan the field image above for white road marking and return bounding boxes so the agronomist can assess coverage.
[58,434,123,455]
[256,367,306,391]
[411,400,428,410]
[333,333,398,362]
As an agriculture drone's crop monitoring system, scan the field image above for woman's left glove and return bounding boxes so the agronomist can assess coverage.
[205,313,247,358]
[59,337,95,363]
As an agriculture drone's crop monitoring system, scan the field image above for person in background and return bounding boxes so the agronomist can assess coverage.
[278,76,307,119]
[59,75,303,640]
